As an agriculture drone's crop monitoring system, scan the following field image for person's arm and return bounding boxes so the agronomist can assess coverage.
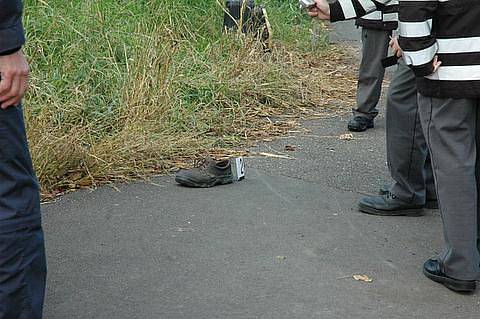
[330,0,385,22]
[308,0,394,22]
[398,0,440,76]
[0,0,29,109]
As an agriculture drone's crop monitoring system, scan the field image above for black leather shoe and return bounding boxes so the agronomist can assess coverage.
[379,185,438,210]
[423,259,476,293]
[359,192,424,216]
[347,116,374,132]
[175,158,233,188]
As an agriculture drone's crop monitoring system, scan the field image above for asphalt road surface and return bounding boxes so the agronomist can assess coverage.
[42,21,480,319]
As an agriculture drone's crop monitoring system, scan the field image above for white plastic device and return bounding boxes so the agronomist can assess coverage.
[231,157,246,181]
[299,0,316,9]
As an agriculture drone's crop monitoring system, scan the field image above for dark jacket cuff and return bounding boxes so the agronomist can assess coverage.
[0,47,21,56]
[330,2,346,22]
[0,20,25,55]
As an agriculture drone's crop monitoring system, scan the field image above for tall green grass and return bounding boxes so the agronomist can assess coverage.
[22,0,333,197]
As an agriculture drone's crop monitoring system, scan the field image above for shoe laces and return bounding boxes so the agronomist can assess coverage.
[193,157,229,171]
[385,191,397,200]
[193,158,210,170]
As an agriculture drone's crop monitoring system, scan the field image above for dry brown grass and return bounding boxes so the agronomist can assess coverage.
[23,1,357,200]
[27,39,356,200]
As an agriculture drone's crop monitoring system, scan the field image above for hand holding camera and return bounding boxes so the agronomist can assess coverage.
[300,0,330,20]
[299,0,316,9]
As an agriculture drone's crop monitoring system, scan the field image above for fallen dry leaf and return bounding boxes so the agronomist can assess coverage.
[353,274,373,283]
[254,152,293,160]
[340,133,354,141]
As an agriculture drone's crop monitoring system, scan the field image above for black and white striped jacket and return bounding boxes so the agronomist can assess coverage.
[330,0,397,30]
[398,0,480,98]
[356,3,399,31]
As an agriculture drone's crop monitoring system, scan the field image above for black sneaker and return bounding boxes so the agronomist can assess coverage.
[379,185,438,209]
[359,192,424,216]
[423,259,476,293]
[175,158,234,188]
[347,116,374,132]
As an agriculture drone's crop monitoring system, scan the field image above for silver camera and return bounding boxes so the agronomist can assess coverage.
[299,0,316,9]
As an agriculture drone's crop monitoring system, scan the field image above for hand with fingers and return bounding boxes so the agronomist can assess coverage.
[432,56,442,73]
[390,37,442,73]
[0,50,29,110]
[389,36,403,58]
[307,0,331,20]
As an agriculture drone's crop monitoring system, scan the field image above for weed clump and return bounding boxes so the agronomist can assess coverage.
[23,0,356,198]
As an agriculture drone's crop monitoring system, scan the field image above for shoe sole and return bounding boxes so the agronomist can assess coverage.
[423,268,476,293]
[175,175,233,188]
[358,203,424,216]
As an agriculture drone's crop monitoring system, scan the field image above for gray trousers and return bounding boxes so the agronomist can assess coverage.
[353,28,390,120]
[418,95,480,281]
[386,61,435,204]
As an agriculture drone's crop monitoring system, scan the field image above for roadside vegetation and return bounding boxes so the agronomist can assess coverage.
[24,0,356,198]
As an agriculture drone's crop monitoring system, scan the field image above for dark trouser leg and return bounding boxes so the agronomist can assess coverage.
[0,226,46,319]
[477,111,480,258]
[353,28,390,120]
[0,105,46,319]
[386,62,433,205]
[418,94,479,280]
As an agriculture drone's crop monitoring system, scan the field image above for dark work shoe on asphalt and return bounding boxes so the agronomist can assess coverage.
[379,185,438,210]
[347,116,374,132]
[175,158,234,188]
[359,192,424,216]
[423,259,476,293]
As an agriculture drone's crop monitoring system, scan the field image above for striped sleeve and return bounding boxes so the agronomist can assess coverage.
[398,0,439,77]
[330,0,394,22]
